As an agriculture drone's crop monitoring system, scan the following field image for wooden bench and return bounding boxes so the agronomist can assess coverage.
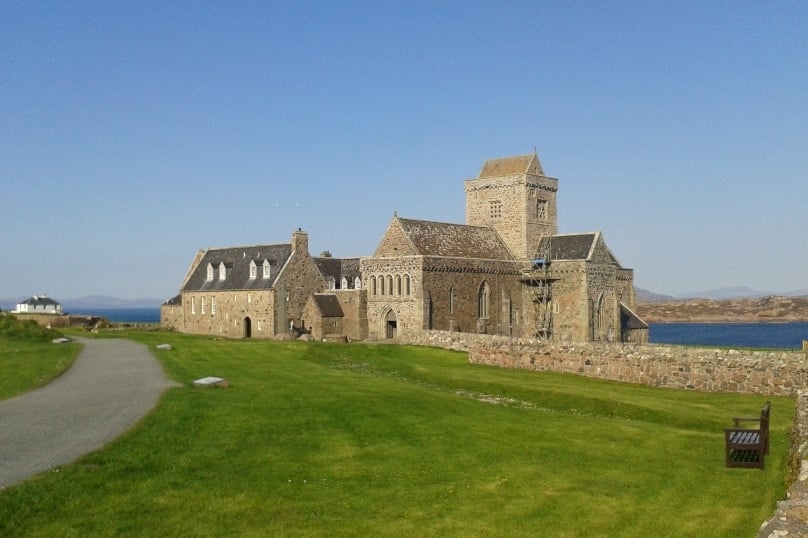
[724,401,770,469]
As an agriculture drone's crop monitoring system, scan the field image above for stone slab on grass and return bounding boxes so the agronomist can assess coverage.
[193,376,228,388]
[155,344,172,350]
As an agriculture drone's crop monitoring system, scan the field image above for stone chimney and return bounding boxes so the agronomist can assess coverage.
[291,228,309,254]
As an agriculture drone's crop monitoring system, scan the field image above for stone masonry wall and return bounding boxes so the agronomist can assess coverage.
[398,330,808,396]
[465,173,558,260]
[758,389,808,537]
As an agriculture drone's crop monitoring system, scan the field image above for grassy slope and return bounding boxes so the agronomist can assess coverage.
[0,332,794,537]
[0,338,81,400]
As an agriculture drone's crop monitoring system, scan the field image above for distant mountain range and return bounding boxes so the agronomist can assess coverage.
[0,295,164,311]
[3,287,807,312]
[637,287,808,302]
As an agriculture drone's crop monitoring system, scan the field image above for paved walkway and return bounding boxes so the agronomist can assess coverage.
[0,338,178,489]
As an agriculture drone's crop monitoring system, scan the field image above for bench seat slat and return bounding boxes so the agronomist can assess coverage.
[724,402,770,470]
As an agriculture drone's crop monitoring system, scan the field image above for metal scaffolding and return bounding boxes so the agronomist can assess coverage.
[523,238,553,339]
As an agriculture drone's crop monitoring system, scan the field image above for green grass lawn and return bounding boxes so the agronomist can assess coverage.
[0,331,794,537]
[0,337,80,400]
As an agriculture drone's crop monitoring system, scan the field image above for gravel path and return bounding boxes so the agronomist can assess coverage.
[0,338,178,489]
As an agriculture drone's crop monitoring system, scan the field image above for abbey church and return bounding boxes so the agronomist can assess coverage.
[161,152,648,343]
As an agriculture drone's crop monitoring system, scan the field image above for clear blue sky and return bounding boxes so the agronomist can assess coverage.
[2,1,806,301]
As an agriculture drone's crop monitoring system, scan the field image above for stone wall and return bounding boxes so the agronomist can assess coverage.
[11,313,70,328]
[399,330,808,396]
[464,172,558,260]
[759,389,808,537]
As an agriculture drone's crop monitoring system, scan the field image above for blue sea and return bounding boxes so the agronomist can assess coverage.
[650,322,808,349]
[68,308,161,323]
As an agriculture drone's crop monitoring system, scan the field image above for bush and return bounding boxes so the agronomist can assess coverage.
[0,313,62,341]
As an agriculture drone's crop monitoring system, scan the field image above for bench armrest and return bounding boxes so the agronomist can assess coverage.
[733,417,762,427]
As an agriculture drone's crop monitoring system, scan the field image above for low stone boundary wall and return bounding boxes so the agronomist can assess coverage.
[400,331,808,396]
[759,389,808,537]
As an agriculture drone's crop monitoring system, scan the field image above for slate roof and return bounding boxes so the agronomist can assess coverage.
[163,295,182,306]
[537,234,598,261]
[182,243,292,292]
[314,257,361,288]
[620,303,649,330]
[397,217,514,260]
[311,294,344,318]
[19,295,61,306]
[478,152,544,178]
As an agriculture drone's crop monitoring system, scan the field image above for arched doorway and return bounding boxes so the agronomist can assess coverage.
[244,317,252,338]
[384,309,397,339]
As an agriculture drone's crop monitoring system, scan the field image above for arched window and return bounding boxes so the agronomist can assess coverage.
[380,276,385,295]
[597,294,606,339]
[396,275,402,295]
[478,282,490,319]
[404,275,411,295]
[387,275,393,296]
[371,276,377,296]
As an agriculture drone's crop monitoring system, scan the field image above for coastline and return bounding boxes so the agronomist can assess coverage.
[636,296,808,324]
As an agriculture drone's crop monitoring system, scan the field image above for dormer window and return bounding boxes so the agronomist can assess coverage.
[341,277,348,289]
[326,276,336,290]
[206,263,214,281]
[262,259,271,279]
[219,262,226,281]
[249,260,257,279]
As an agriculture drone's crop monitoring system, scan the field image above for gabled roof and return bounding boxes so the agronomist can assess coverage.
[311,294,344,318]
[396,217,513,259]
[19,295,60,306]
[478,152,544,178]
[163,295,182,306]
[620,303,649,330]
[182,243,292,292]
[537,233,598,261]
[314,257,361,287]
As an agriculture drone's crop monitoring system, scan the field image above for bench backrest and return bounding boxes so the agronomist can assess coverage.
[761,401,771,433]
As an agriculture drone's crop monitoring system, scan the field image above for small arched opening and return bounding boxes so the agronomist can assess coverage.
[384,309,398,339]
[244,317,252,338]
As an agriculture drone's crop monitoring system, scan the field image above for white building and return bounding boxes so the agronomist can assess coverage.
[14,295,63,315]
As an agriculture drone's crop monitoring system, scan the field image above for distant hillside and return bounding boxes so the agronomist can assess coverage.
[636,295,808,323]
[637,286,808,302]
[61,296,164,309]
[676,286,774,300]
[0,295,163,311]
[635,288,676,302]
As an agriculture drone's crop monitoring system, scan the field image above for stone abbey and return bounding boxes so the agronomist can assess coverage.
[161,152,648,343]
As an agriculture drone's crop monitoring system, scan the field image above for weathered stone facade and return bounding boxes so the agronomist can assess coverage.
[162,230,328,339]
[465,153,558,260]
[164,151,645,344]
